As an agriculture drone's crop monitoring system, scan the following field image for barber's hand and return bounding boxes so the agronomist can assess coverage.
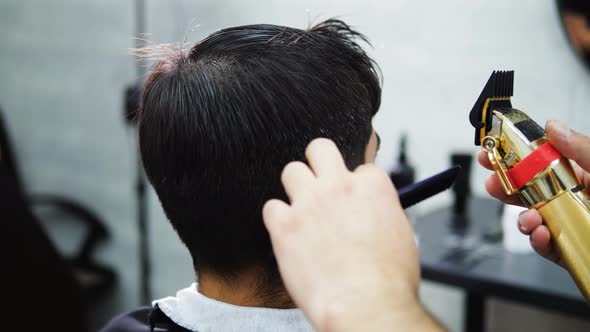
[478,120,590,268]
[263,138,442,332]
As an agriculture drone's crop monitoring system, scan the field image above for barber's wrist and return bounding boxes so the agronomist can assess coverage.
[314,278,441,332]
[322,297,438,332]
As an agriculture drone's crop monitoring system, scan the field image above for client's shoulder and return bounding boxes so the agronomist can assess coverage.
[100,305,190,332]
[99,306,152,332]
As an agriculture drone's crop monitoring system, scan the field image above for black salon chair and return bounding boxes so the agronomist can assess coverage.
[0,106,116,331]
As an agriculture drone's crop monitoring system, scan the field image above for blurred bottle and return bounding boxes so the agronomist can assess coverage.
[448,153,472,235]
[389,133,415,189]
[450,153,472,217]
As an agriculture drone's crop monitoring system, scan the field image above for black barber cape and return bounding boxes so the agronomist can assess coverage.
[101,305,191,332]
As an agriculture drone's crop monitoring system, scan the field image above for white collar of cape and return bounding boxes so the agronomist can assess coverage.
[152,283,315,332]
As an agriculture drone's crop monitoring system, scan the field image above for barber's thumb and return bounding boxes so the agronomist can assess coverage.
[546,120,590,172]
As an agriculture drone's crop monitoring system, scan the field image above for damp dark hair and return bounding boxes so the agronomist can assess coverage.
[138,19,381,284]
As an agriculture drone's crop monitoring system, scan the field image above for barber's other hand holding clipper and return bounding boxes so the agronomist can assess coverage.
[479,120,590,268]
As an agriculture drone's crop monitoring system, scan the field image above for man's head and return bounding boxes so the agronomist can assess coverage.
[139,19,381,283]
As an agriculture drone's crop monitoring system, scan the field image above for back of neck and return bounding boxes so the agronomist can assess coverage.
[198,268,295,309]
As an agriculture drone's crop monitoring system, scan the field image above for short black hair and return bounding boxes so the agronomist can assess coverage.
[139,19,381,279]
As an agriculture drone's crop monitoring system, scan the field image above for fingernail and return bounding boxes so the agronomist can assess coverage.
[518,213,527,232]
[547,120,571,140]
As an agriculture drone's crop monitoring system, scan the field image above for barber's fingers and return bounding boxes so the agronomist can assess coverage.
[262,199,291,236]
[484,173,523,206]
[546,120,590,172]
[305,138,347,177]
[516,207,565,267]
[517,209,542,235]
[281,161,316,200]
[571,161,590,190]
[530,226,564,267]
[354,163,399,200]
[477,150,493,170]
[514,209,564,267]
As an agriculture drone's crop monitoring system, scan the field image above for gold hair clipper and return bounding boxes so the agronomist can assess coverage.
[470,71,590,301]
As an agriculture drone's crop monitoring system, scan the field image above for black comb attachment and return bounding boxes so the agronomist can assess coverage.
[469,70,514,145]
[398,165,461,209]
[492,70,514,98]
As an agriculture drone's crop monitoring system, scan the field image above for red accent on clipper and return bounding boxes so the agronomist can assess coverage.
[507,142,561,189]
